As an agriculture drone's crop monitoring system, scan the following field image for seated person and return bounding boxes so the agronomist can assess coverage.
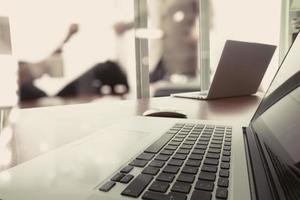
[19,24,129,102]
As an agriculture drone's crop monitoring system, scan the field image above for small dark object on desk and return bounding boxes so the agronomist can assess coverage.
[143,108,187,118]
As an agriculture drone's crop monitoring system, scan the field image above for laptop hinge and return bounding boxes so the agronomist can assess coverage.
[243,126,278,200]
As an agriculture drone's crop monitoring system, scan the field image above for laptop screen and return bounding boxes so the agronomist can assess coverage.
[250,33,300,197]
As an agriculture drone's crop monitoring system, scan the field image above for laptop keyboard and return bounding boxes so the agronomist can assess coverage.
[99,123,232,200]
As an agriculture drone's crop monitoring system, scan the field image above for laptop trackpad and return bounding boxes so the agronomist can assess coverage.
[0,117,176,200]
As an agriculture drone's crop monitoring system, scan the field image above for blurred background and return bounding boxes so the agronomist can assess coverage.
[0,0,299,108]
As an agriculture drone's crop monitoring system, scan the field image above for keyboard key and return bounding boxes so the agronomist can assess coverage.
[198,137,210,141]
[198,172,216,181]
[222,156,231,162]
[168,192,187,200]
[145,134,174,154]
[171,182,191,194]
[142,191,187,200]
[177,149,190,154]
[201,165,218,173]
[173,138,184,142]
[169,141,181,146]
[121,174,153,198]
[223,146,231,151]
[142,191,166,200]
[192,149,205,155]
[149,160,165,168]
[181,144,193,149]
[173,153,187,160]
[223,150,231,156]
[195,180,214,192]
[168,159,184,166]
[142,166,160,175]
[206,153,220,159]
[149,181,170,193]
[221,162,230,169]
[111,173,125,182]
[177,173,195,183]
[121,165,134,174]
[130,159,148,167]
[186,159,201,167]
[189,154,203,160]
[182,166,198,174]
[155,154,170,161]
[211,140,222,144]
[161,149,175,155]
[156,173,175,183]
[216,187,228,199]
[194,144,207,150]
[210,144,222,149]
[183,141,196,146]
[197,141,209,145]
[99,181,116,192]
[219,169,230,178]
[204,158,219,166]
[224,142,231,146]
[165,145,178,150]
[208,148,221,153]
[120,174,134,183]
[191,190,212,200]
[218,178,229,187]
[163,165,180,174]
[137,153,155,161]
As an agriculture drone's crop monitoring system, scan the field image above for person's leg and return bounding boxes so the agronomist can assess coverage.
[56,61,129,97]
[19,83,47,101]
[150,58,166,83]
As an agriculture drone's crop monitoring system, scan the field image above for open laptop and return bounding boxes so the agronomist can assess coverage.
[0,36,299,200]
[172,40,276,100]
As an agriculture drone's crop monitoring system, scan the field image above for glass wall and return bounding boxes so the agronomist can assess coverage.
[135,0,284,97]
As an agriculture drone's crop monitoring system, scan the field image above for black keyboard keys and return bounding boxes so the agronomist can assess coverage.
[216,187,228,199]
[121,174,153,197]
[145,134,174,154]
[191,190,212,200]
[142,166,160,176]
[218,178,229,188]
[171,182,191,194]
[121,165,134,174]
[137,153,155,161]
[198,172,216,181]
[149,181,170,193]
[156,173,175,183]
[120,174,134,184]
[163,165,180,174]
[111,173,125,182]
[177,173,195,183]
[99,181,116,192]
[195,180,214,192]
[149,160,165,168]
[130,159,148,167]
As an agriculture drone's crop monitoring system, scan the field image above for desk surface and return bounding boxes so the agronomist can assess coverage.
[2,94,262,171]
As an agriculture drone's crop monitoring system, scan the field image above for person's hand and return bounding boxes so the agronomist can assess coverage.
[68,23,79,36]
[113,22,133,35]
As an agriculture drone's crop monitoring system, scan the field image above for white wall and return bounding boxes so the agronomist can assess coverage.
[210,0,282,91]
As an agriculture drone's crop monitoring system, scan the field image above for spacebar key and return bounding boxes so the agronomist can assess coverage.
[121,174,153,197]
[145,134,174,154]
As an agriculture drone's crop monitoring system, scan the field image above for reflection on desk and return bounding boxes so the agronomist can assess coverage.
[1,94,262,172]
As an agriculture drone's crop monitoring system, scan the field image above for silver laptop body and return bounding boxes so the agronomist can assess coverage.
[1,37,300,200]
[172,40,276,100]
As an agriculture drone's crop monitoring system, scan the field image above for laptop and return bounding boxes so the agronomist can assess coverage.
[0,37,299,200]
[172,40,276,100]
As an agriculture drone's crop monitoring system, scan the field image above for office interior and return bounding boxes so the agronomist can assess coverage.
[0,0,298,108]
[0,0,300,200]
